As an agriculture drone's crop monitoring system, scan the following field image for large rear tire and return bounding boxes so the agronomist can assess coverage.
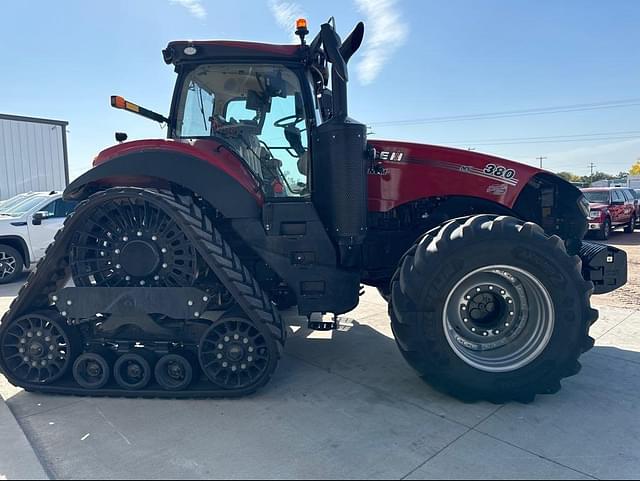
[390,215,597,403]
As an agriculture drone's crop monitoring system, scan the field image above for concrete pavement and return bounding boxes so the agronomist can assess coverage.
[0,282,639,479]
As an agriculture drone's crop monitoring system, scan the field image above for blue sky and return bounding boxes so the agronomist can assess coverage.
[1,0,639,179]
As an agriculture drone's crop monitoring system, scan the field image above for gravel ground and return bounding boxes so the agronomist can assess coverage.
[591,230,640,309]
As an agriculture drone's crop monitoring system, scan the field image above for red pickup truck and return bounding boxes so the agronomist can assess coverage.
[582,187,636,240]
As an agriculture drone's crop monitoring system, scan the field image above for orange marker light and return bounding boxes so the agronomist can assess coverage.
[296,18,308,30]
[111,96,126,109]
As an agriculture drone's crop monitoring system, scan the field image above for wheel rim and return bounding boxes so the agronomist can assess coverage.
[199,318,271,390]
[114,353,152,390]
[0,251,17,280]
[70,197,196,287]
[73,353,110,389]
[1,313,75,383]
[443,265,555,373]
[155,354,193,391]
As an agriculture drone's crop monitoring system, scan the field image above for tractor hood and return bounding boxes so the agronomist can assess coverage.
[367,139,564,212]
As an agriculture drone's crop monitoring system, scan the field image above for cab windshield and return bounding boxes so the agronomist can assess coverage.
[174,64,310,197]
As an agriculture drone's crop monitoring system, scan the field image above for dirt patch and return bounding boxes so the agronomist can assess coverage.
[590,230,640,309]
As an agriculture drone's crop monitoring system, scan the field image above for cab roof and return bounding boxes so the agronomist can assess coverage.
[163,40,305,66]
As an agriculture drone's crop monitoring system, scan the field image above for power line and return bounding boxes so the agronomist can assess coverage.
[370,98,640,127]
[449,135,640,147]
[440,129,640,144]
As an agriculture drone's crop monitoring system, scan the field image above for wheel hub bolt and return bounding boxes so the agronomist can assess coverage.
[140,280,146,286]
[154,275,160,281]
[152,236,158,241]
[217,354,223,359]
[168,364,183,379]
[248,347,254,353]
[20,338,27,344]
[247,356,253,362]
[19,348,25,354]
[31,361,38,367]
[162,263,168,269]
[47,354,54,360]
[137,231,143,237]
[222,362,228,368]
[217,344,224,350]
[127,364,142,379]
[115,249,121,254]
[27,332,33,338]
[23,357,29,363]
[44,336,51,342]
[87,362,102,377]
[161,248,167,254]
[224,336,230,342]
[243,338,249,344]
[234,334,240,340]
[115,264,121,269]
[123,236,128,242]
[231,366,237,372]
[241,364,246,370]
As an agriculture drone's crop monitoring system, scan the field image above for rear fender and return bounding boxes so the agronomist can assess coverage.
[64,151,261,219]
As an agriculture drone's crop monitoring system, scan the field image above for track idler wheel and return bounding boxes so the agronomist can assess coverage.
[113,351,154,390]
[73,351,113,390]
[199,316,278,392]
[155,353,195,391]
[0,311,79,385]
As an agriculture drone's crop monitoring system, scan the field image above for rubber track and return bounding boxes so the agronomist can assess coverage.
[0,187,284,398]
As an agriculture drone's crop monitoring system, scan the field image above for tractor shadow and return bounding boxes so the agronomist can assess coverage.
[283,316,640,409]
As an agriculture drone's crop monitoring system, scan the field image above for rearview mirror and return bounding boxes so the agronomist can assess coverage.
[32,211,50,225]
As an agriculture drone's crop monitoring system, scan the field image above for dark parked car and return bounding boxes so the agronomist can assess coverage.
[582,187,636,239]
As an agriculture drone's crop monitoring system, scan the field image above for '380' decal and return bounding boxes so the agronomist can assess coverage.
[483,164,517,180]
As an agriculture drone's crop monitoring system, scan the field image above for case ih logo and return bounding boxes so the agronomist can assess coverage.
[379,151,405,162]
[487,184,509,196]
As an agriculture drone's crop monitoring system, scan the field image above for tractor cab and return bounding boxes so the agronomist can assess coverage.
[160,19,369,265]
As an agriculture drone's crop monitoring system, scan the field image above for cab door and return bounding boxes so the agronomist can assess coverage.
[27,199,77,260]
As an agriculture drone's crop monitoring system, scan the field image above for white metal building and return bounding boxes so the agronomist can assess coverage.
[0,113,69,200]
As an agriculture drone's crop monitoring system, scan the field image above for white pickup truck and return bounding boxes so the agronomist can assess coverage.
[0,192,77,284]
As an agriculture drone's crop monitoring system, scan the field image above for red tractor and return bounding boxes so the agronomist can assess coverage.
[0,19,627,402]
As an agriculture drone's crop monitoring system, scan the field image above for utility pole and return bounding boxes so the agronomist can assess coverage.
[588,162,596,187]
[537,156,547,169]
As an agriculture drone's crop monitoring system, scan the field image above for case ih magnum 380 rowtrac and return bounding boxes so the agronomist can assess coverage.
[0,19,627,402]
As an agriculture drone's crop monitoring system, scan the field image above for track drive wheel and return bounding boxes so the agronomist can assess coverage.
[199,315,279,394]
[0,311,80,384]
[390,215,597,403]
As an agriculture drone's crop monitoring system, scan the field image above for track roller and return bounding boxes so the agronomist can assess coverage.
[73,351,113,390]
[155,353,195,391]
[114,351,154,390]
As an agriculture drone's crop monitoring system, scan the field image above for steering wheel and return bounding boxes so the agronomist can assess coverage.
[274,115,304,128]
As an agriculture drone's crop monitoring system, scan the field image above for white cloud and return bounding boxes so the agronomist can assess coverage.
[170,0,207,19]
[268,1,306,42]
[354,0,408,85]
